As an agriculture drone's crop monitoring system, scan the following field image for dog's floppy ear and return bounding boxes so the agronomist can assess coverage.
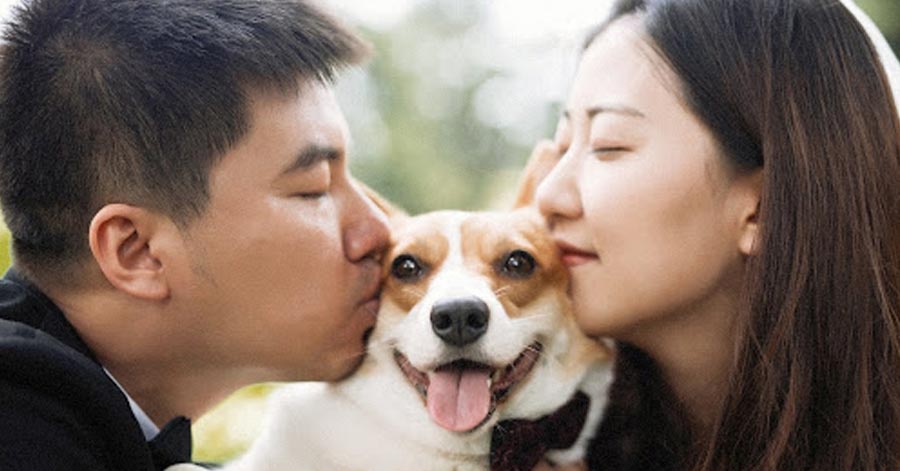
[352,177,408,219]
[513,140,561,208]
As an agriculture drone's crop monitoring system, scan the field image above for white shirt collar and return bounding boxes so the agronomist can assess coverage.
[103,368,161,441]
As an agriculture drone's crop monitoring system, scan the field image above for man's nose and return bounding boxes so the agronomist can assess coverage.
[343,180,390,263]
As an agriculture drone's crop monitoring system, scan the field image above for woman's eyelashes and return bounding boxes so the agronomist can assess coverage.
[553,117,634,159]
[553,141,629,159]
[591,146,629,156]
[590,138,631,158]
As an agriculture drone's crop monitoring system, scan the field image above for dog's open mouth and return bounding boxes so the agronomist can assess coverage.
[393,342,542,433]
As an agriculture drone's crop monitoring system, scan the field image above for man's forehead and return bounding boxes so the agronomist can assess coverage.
[248,82,347,152]
[204,82,346,186]
[247,81,345,133]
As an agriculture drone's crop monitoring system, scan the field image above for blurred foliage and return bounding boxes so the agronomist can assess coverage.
[857,0,900,54]
[193,384,276,462]
[0,0,896,464]
[339,0,561,215]
[0,231,9,271]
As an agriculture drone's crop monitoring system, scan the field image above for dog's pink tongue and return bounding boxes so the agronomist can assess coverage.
[427,367,491,432]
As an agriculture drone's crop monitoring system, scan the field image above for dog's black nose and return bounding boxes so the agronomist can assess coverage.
[430,296,490,347]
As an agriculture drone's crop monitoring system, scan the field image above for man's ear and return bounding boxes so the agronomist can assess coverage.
[735,169,763,257]
[89,204,174,300]
[513,140,561,208]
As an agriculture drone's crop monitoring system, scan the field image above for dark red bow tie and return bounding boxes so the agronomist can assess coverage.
[490,391,591,471]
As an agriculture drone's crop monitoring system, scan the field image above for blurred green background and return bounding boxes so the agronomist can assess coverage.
[0,0,896,463]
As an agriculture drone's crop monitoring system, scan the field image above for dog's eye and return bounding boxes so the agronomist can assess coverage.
[500,250,536,279]
[391,254,426,282]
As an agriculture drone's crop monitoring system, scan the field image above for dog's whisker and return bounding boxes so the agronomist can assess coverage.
[509,312,556,329]
[515,312,555,321]
[526,342,568,370]
[364,335,397,353]
[364,340,389,353]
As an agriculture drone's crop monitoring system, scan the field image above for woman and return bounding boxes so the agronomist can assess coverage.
[531,0,900,469]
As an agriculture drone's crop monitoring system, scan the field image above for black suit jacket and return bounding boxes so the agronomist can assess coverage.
[0,269,178,470]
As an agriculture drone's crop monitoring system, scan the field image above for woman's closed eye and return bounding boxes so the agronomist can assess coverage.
[589,118,639,159]
[591,144,631,159]
[593,145,629,153]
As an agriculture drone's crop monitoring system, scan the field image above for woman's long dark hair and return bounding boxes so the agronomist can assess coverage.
[587,0,900,469]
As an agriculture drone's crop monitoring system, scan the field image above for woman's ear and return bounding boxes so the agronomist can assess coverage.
[739,203,760,256]
[89,204,173,300]
[514,140,562,208]
[736,170,763,257]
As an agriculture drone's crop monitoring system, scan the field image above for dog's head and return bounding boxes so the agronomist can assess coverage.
[364,204,609,436]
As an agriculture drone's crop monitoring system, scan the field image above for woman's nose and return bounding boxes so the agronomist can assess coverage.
[535,151,583,224]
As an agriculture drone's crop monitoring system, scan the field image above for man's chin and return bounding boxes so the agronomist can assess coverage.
[329,355,366,382]
[316,334,372,382]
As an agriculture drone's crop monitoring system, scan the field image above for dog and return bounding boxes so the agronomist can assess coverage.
[171,152,613,470]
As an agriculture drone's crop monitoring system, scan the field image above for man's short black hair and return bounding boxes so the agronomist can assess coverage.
[0,0,368,285]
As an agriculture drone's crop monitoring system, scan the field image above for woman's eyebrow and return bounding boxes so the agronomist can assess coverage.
[587,104,646,119]
[561,104,646,121]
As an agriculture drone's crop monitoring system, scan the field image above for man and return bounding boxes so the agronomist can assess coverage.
[0,0,388,469]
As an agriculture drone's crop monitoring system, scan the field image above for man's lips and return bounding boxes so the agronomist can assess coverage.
[359,293,380,346]
[555,240,599,267]
[359,272,383,316]
[362,297,380,317]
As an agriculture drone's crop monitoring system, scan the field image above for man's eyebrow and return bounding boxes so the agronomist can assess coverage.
[561,104,646,121]
[280,145,342,175]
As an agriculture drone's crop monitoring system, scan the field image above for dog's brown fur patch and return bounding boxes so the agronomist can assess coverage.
[382,217,450,313]
[460,209,568,317]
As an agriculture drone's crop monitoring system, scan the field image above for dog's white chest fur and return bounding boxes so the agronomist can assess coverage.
[219,362,611,471]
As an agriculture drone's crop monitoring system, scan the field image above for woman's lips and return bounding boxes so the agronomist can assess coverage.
[556,241,599,267]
